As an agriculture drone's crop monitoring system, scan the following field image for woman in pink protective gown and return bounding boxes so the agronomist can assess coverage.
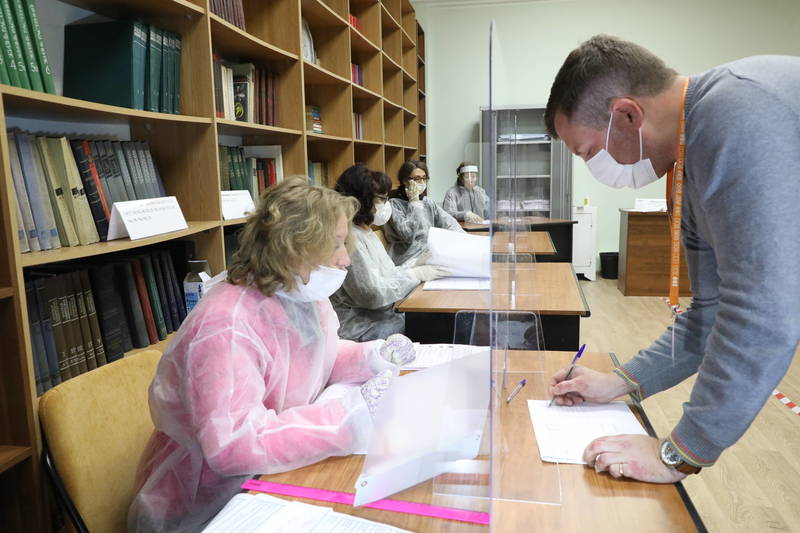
[127,177,416,532]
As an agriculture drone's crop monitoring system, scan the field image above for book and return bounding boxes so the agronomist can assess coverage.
[150,252,173,333]
[64,20,147,110]
[122,141,149,199]
[25,280,51,394]
[100,140,130,204]
[21,0,54,93]
[68,271,97,371]
[58,272,89,376]
[34,136,80,247]
[32,277,62,387]
[78,269,107,367]
[172,31,181,113]
[7,130,40,251]
[231,63,255,122]
[158,249,183,329]
[9,0,41,91]
[0,0,29,88]
[305,105,322,134]
[89,264,132,361]
[145,25,163,112]
[129,258,157,345]
[242,145,284,184]
[15,131,60,250]
[45,137,100,245]
[42,275,72,381]
[0,5,20,87]
[70,139,110,240]
[115,261,150,349]
[110,141,137,200]
[86,141,115,209]
[138,141,164,197]
[140,254,168,340]
[13,193,29,252]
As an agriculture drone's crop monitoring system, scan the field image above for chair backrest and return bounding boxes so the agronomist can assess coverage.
[39,349,161,533]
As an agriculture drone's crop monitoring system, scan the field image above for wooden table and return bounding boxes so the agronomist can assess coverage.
[618,210,691,296]
[462,217,576,263]
[472,231,555,257]
[397,263,589,350]
[253,351,703,532]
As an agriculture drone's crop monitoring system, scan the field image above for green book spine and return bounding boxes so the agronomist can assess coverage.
[145,25,163,113]
[0,7,19,86]
[173,32,181,114]
[132,22,147,110]
[9,0,40,91]
[140,255,167,340]
[159,31,171,113]
[22,0,53,93]
[0,0,30,89]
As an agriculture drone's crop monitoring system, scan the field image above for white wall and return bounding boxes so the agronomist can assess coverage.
[415,0,800,255]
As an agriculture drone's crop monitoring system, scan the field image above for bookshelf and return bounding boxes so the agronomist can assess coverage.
[0,0,427,530]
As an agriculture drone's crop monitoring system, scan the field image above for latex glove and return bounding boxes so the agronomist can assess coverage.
[379,334,416,366]
[361,370,393,415]
[585,434,687,483]
[548,366,635,406]
[409,264,446,282]
[405,180,421,202]
[464,211,483,224]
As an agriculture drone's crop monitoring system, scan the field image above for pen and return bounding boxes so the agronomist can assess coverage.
[549,343,587,407]
[506,379,527,404]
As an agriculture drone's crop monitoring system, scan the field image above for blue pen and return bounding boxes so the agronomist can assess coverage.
[549,343,586,407]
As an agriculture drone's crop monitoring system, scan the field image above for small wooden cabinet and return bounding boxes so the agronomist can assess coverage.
[618,209,691,297]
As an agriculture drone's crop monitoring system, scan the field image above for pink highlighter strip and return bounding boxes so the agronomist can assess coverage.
[241,479,491,525]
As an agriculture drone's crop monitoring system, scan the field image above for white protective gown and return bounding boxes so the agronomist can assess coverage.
[383,196,464,266]
[330,225,420,341]
[127,281,393,532]
[443,184,490,221]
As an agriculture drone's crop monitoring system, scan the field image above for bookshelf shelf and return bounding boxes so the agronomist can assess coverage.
[0,287,13,300]
[216,119,303,138]
[417,55,424,65]
[350,26,380,53]
[383,97,402,111]
[0,86,213,125]
[354,139,383,146]
[401,27,414,50]
[59,0,204,18]
[401,68,416,84]
[352,84,382,101]
[384,142,403,149]
[222,217,249,226]
[420,122,426,127]
[209,14,299,62]
[303,61,351,86]
[0,446,32,475]
[301,0,349,27]
[403,108,416,118]
[306,132,353,143]
[380,3,402,31]
[19,221,220,268]
[419,88,426,97]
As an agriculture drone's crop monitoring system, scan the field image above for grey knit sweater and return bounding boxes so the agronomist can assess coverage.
[615,56,800,466]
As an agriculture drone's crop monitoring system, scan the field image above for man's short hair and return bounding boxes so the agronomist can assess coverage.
[544,35,677,138]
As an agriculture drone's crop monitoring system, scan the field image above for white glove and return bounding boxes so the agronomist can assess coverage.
[409,265,446,282]
[360,370,393,415]
[379,333,417,366]
[464,211,483,224]
[405,180,421,203]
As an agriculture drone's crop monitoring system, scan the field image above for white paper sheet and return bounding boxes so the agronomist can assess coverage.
[422,277,490,291]
[633,198,667,212]
[203,493,411,533]
[527,400,647,464]
[405,344,489,370]
[427,227,490,278]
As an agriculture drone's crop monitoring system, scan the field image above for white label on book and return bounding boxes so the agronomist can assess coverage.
[221,190,255,220]
[107,196,188,240]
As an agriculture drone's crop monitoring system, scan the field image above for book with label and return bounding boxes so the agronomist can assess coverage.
[21,0,54,93]
[139,254,168,340]
[34,136,80,247]
[115,260,150,349]
[9,0,42,91]
[32,278,61,387]
[70,139,110,240]
[89,264,132,361]
[0,0,29,88]
[0,2,20,87]
[14,131,60,250]
[8,130,39,251]
[77,269,107,367]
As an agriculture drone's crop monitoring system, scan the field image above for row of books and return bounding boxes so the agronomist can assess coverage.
[348,14,360,31]
[0,0,55,93]
[25,249,187,395]
[353,112,364,140]
[306,105,322,134]
[307,160,328,187]
[210,0,246,31]
[351,63,364,86]
[64,20,182,114]
[219,144,283,201]
[9,129,166,253]
[214,58,277,125]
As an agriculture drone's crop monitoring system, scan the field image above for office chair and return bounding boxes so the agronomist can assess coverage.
[39,349,161,533]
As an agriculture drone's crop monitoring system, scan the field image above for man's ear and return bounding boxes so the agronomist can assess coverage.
[610,98,644,130]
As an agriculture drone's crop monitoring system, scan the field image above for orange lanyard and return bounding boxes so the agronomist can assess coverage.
[666,79,690,312]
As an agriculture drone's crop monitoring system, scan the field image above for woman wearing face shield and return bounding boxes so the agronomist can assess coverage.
[128,177,416,533]
[383,159,464,266]
[331,164,446,342]
[443,161,490,224]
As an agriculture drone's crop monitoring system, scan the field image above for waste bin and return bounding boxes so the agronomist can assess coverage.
[599,252,619,279]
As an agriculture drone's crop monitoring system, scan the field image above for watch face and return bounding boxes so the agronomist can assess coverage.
[661,440,683,467]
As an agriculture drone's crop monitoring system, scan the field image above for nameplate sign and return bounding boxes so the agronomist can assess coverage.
[107,196,188,240]
[221,190,255,220]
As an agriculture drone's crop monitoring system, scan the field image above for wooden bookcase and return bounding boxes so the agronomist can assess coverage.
[0,0,426,530]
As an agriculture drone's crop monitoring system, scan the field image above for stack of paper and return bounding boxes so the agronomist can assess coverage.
[203,493,411,532]
[426,227,490,278]
[422,277,490,291]
[405,344,489,370]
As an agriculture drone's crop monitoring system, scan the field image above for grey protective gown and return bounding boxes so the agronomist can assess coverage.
[383,196,464,266]
[442,184,490,221]
[330,225,420,341]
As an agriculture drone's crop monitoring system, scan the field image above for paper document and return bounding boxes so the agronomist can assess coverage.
[203,493,411,532]
[427,227,490,278]
[527,400,647,464]
[633,198,667,212]
[423,277,490,291]
[405,344,489,370]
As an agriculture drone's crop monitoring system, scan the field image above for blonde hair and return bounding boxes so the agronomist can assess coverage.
[227,176,359,295]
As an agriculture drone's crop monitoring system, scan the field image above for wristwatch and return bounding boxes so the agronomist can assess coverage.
[659,439,702,475]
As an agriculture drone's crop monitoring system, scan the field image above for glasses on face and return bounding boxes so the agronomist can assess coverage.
[374,195,388,205]
[409,176,429,183]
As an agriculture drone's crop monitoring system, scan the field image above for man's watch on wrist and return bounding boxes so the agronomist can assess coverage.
[659,438,702,475]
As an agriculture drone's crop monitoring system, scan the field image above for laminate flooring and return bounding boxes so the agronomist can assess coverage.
[579,278,800,532]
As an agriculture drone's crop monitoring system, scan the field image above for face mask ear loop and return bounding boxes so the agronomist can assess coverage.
[604,112,614,150]
[638,127,644,161]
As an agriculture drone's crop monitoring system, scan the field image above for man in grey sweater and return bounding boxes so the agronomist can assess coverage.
[545,35,800,483]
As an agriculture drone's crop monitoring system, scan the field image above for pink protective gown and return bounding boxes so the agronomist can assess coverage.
[127,281,391,532]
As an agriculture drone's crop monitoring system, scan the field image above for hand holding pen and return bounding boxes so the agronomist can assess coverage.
[549,344,586,407]
[548,345,636,407]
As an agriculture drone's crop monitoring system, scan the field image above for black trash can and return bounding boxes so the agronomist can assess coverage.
[599,252,619,279]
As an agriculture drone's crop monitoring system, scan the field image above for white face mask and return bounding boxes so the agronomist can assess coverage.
[285,265,347,302]
[415,181,427,195]
[586,114,660,189]
[372,201,392,226]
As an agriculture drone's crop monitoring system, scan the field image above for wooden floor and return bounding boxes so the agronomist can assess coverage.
[579,278,800,533]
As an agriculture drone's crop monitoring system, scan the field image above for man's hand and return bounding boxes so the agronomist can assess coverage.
[548,366,634,406]
[584,435,687,483]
